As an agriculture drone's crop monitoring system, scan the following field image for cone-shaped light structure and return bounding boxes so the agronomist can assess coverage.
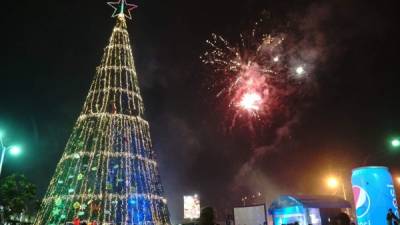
[34,14,170,225]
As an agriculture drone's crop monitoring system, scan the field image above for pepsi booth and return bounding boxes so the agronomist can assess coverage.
[268,195,351,225]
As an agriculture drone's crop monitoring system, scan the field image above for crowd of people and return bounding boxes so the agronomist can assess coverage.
[66,208,398,225]
[72,217,97,225]
[282,209,400,225]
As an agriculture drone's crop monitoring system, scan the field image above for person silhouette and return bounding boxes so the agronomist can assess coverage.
[73,217,80,225]
[387,209,399,225]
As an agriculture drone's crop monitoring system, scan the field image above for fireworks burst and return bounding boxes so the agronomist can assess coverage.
[239,92,262,112]
[202,24,311,128]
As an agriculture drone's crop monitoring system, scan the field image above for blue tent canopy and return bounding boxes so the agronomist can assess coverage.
[269,195,351,213]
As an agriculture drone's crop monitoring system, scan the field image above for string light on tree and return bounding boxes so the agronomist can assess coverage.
[34,2,170,225]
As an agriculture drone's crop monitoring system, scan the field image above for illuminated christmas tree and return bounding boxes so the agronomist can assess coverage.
[34,1,170,225]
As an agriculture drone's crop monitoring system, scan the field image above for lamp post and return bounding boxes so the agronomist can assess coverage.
[362,136,400,165]
[326,176,351,215]
[0,132,22,176]
[391,138,400,148]
[241,196,248,207]
[326,176,347,200]
[241,192,263,207]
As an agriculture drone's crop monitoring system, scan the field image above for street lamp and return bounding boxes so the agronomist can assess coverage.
[326,176,348,201]
[391,138,400,148]
[241,196,248,207]
[327,177,339,189]
[326,176,350,215]
[0,132,22,176]
[241,192,263,207]
[9,146,22,156]
[396,177,400,185]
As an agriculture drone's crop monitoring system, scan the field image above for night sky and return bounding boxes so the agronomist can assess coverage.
[1,0,400,223]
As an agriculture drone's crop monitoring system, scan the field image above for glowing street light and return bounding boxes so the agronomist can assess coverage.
[9,146,22,156]
[327,177,339,189]
[0,131,23,176]
[325,175,350,215]
[241,196,248,206]
[325,176,347,200]
[391,138,400,148]
[396,177,400,185]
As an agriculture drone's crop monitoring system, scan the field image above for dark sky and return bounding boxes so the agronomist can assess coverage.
[1,0,400,223]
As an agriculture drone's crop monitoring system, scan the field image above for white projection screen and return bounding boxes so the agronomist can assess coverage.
[234,205,267,225]
[184,195,201,219]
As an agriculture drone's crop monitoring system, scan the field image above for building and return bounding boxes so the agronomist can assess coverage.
[268,195,351,225]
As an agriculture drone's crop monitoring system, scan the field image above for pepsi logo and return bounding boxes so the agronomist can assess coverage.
[353,185,371,218]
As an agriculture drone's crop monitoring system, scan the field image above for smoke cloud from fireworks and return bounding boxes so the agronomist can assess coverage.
[202,14,327,199]
[202,25,312,129]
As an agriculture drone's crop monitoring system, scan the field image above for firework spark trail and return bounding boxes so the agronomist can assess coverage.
[202,25,310,129]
